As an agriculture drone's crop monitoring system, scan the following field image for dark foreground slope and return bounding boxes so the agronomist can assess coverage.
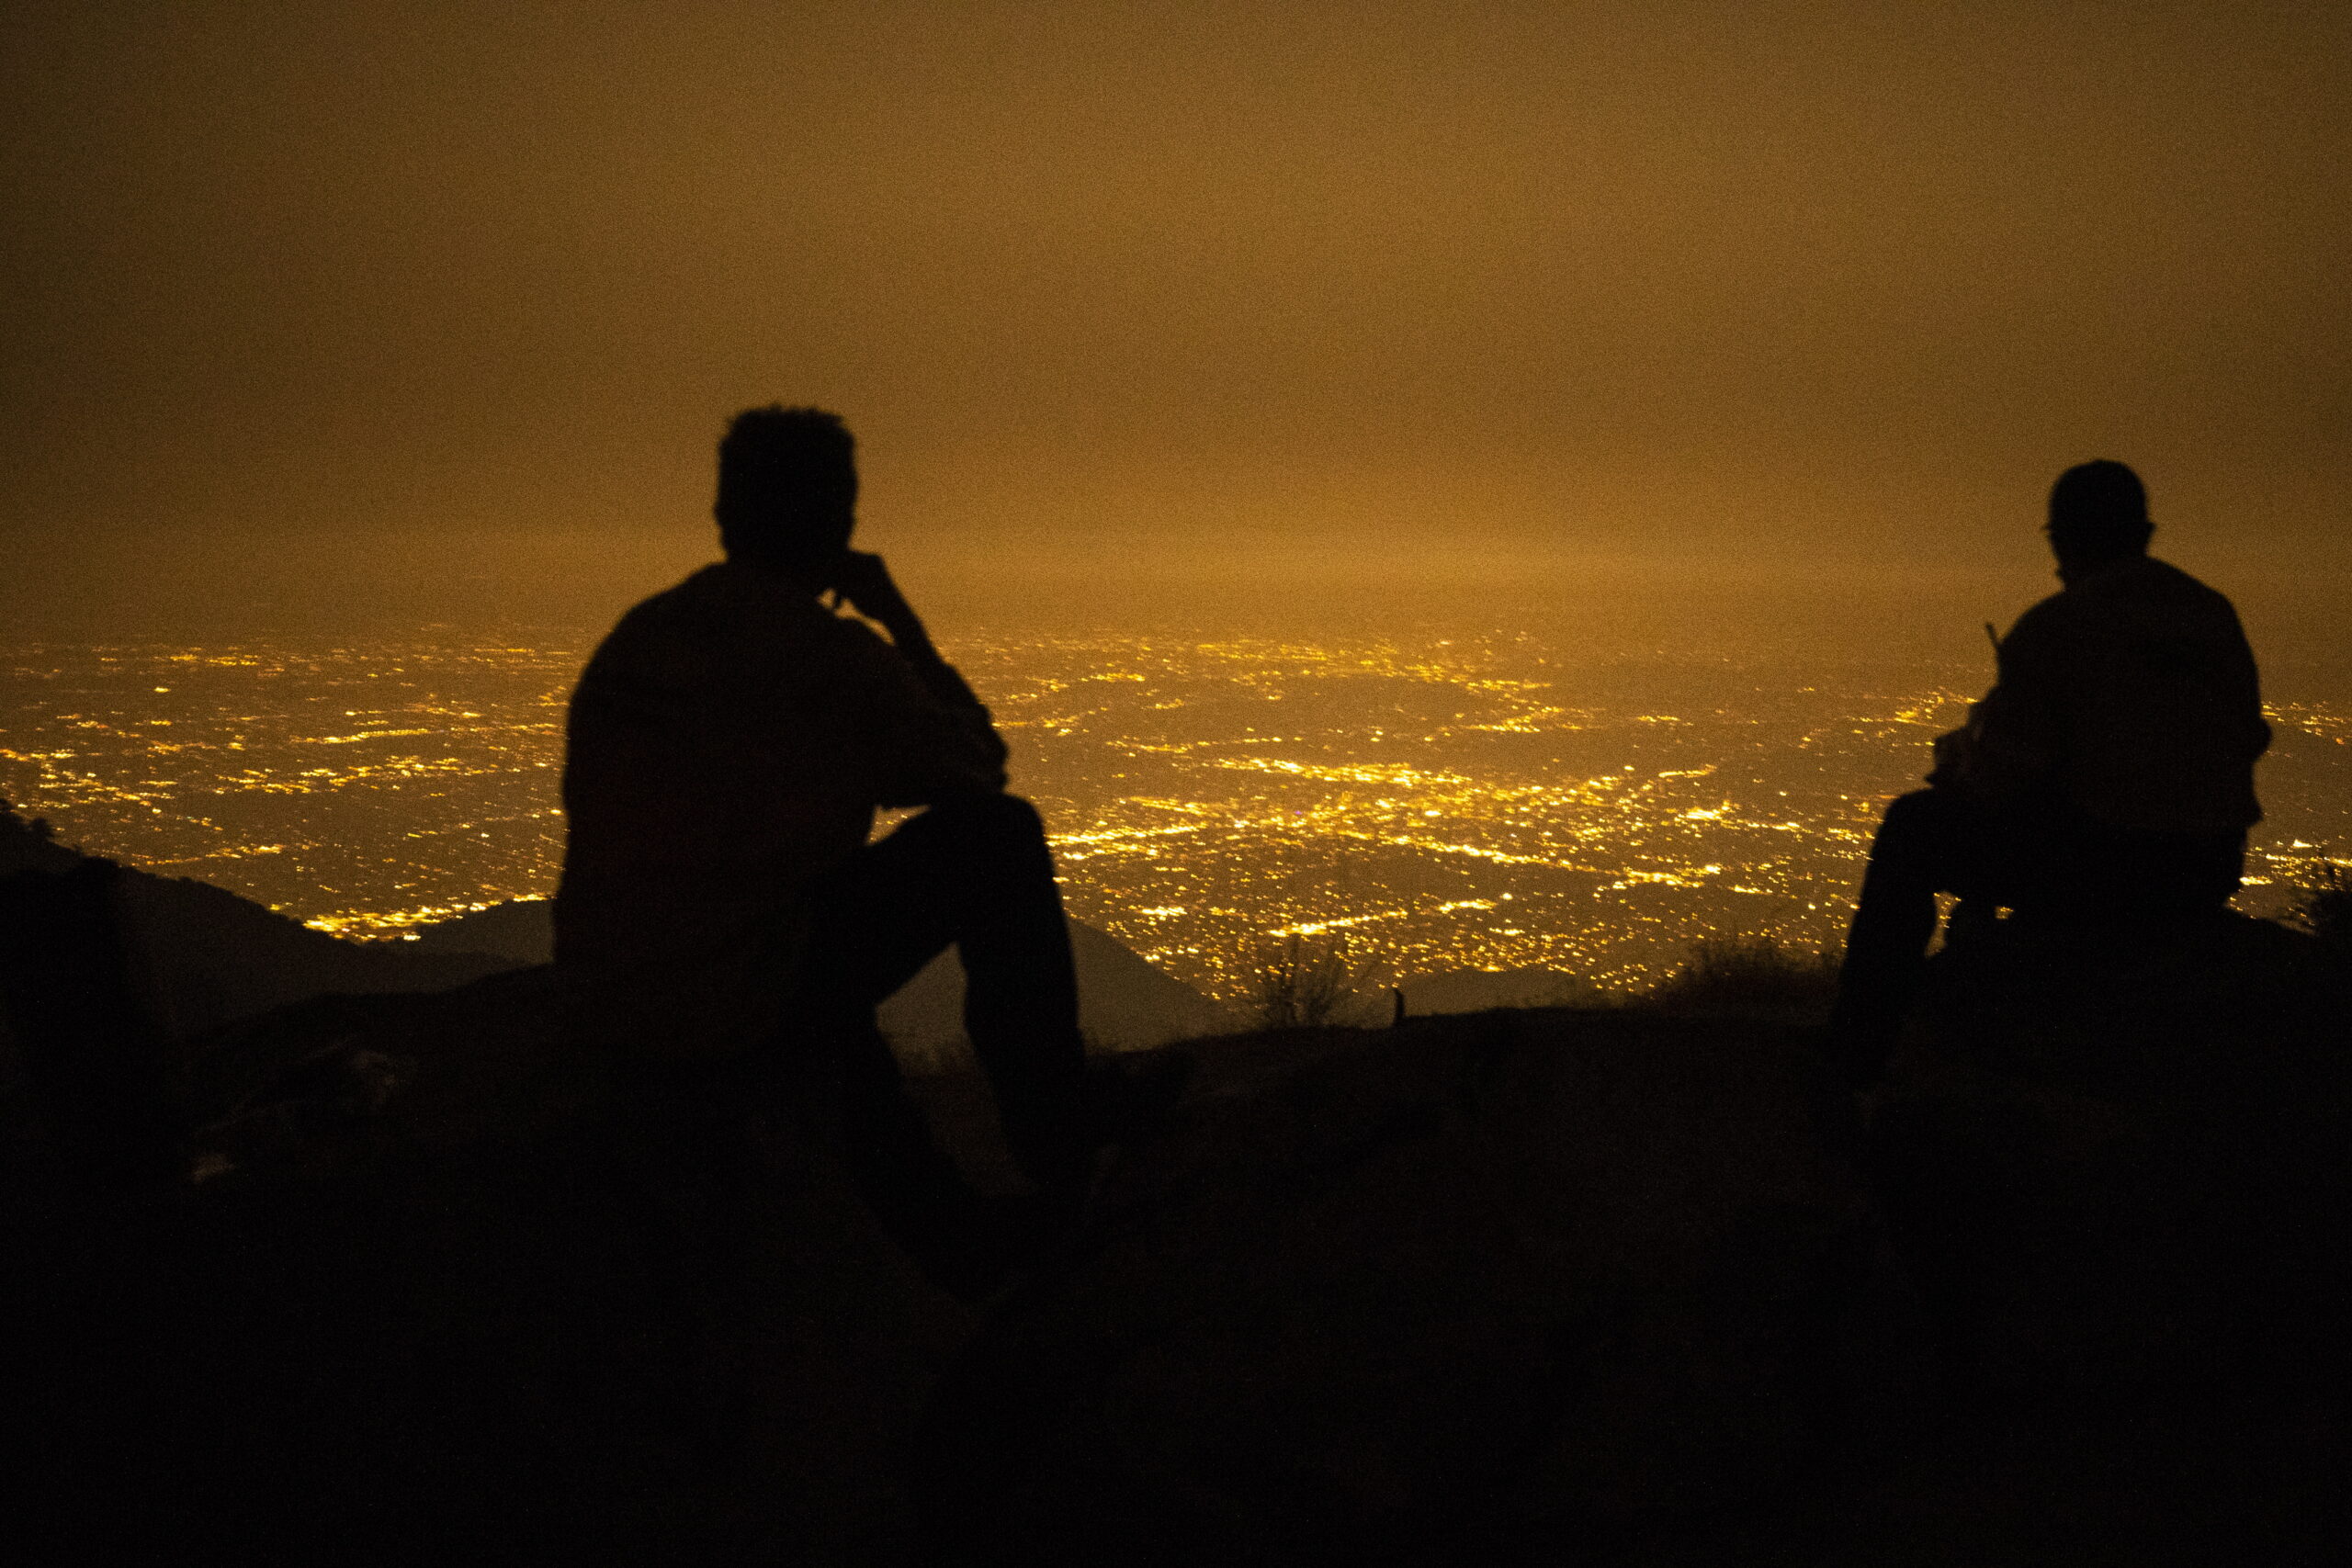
[919,1009,1887,1567]
[1858,911,2352,1564]
[4,983,1883,1566]
[411,896,1242,1053]
[4,835,2348,1563]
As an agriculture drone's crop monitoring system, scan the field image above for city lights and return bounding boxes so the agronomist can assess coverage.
[3,633,2346,1002]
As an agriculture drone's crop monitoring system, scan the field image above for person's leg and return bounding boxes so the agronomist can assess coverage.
[1828,789,1978,1083]
[802,793,1091,1190]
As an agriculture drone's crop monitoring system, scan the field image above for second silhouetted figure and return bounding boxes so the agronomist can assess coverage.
[1828,460,2269,1082]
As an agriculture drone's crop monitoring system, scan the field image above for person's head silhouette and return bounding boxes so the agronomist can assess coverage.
[716,406,857,580]
[2046,460,2153,580]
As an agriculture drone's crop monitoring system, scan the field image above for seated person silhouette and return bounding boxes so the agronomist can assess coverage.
[554,406,1120,1275]
[1827,460,2269,1083]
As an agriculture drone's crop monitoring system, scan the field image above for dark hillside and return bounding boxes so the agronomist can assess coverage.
[2,802,510,1041]
[920,1006,1885,1565]
[3,833,2346,1562]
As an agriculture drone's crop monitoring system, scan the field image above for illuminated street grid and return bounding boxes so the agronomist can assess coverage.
[3,633,2346,1000]
[0,640,575,938]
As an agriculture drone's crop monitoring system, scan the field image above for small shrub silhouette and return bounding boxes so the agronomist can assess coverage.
[1249,933,1367,1029]
[1,796,54,840]
[1643,935,1840,1017]
[2287,859,2352,954]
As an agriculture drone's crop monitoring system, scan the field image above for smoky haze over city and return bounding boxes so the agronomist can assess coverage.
[4,2,2348,996]
[6,2,2349,629]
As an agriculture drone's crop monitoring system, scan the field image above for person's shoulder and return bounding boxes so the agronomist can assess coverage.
[2137,554,2233,605]
[2051,558,2254,663]
[2032,556,2221,614]
[2008,583,2075,638]
[600,563,721,628]
[602,562,834,644]
[2082,555,2244,624]
[577,564,739,674]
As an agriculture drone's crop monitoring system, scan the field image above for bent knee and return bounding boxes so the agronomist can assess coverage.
[930,790,1045,835]
[1875,788,1966,845]
[1879,788,1940,828]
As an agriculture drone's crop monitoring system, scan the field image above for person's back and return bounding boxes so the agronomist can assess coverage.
[558,556,1001,1055]
[1991,553,2265,840]
[1828,460,2269,1078]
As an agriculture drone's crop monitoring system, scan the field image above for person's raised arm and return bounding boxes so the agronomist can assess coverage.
[1948,604,2068,803]
[829,550,986,709]
[818,550,1006,800]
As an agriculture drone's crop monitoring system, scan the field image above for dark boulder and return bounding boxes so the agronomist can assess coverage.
[919,1010,1887,1565]
[1878,912,2352,1384]
[6,952,967,1566]
[1868,911,2352,1557]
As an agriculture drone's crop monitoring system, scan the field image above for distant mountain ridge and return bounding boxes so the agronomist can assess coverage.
[1,802,510,1041]
[412,897,1240,1055]
[2,800,1238,1054]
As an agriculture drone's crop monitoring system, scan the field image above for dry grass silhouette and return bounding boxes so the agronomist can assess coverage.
[1249,933,1370,1029]
[1642,934,1840,1017]
[2289,858,2352,952]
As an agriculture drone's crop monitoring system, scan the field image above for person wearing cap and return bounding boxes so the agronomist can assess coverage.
[1826,460,2270,1082]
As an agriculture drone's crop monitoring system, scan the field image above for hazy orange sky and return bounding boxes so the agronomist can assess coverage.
[5,2,2346,629]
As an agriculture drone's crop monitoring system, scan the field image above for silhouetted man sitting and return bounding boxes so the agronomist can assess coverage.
[1828,460,2269,1084]
[555,406,1103,1275]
